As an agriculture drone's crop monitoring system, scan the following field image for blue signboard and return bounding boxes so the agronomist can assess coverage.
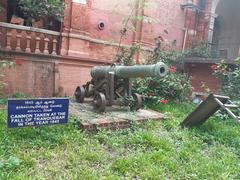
[7,98,69,128]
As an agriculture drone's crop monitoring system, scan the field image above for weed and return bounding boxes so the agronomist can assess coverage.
[0,103,240,178]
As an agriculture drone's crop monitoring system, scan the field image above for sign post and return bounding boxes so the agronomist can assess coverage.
[7,98,69,128]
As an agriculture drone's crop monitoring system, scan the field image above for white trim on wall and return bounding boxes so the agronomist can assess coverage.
[72,0,87,4]
[208,0,220,43]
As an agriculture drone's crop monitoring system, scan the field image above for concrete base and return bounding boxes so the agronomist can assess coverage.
[69,99,165,131]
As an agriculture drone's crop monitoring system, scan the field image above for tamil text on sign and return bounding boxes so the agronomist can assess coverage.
[8,98,69,128]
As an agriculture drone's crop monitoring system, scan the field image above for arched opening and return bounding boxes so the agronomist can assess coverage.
[212,0,240,60]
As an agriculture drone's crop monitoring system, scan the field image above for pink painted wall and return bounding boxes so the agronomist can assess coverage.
[89,0,187,49]
[61,0,186,58]
[1,0,216,96]
[142,0,186,49]
[61,0,212,57]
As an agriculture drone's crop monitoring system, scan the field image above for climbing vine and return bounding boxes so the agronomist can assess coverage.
[114,0,157,65]
[115,44,141,66]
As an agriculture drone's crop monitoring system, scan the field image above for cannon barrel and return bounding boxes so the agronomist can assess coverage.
[91,62,168,79]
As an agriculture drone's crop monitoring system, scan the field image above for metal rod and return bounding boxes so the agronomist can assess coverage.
[214,97,238,121]
[108,72,115,106]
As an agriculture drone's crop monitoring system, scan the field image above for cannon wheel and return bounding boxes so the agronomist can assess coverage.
[75,86,86,103]
[130,93,142,111]
[93,92,106,112]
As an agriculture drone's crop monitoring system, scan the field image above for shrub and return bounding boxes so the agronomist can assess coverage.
[0,52,15,97]
[184,40,211,58]
[0,61,15,95]
[212,58,240,100]
[133,66,191,104]
[133,50,192,104]
[18,0,64,23]
[115,44,141,66]
[114,36,192,105]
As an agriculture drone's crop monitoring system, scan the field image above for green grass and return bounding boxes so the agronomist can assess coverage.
[0,102,240,179]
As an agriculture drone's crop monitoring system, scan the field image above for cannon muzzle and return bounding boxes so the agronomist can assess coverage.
[91,62,168,79]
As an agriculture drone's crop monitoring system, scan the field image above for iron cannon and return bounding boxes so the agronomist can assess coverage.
[74,62,168,112]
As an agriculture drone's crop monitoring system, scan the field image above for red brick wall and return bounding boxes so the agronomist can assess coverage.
[185,63,220,93]
[58,62,92,96]
[1,52,105,97]
[2,56,55,97]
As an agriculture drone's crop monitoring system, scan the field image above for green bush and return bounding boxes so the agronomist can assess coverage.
[133,51,192,104]
[185,41,211,58]
[0,60,15,96]
[115,37,192,105]
[212,58,240,100]
[18,0,64,22]
[133,68,191,104]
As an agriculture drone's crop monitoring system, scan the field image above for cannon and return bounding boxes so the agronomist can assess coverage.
[74,63,168,112]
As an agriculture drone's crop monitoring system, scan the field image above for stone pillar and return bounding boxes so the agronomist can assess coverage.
[207,0,219,43]
[132,0,144,45]
[207,13,218,44]
[60,0,91,57]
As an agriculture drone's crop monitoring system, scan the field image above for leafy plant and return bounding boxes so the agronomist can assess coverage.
[133,39,192,104]
[212,58,240,100]
[133,69,191,104]
[114,0,156,65]
[115,44,141,66]
[0,61,15,95]
[0,156,22,170]
[12,92,27,99]
[184,40,211,58]
[18,0,64,24]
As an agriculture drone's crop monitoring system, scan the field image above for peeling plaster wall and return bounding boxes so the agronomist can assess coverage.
[214,0,240,59]
[89,0,187,49]
[61,0,203,59]
[90,0,135,45]
[142,0,186,49]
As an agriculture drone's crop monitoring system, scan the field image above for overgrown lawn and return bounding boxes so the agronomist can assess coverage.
[0,102,240,179]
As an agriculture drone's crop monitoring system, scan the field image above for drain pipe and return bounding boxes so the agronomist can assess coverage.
[136,0,144,64]
[59,0,65,55]
[182,9,189,52]
[67,1,73,56]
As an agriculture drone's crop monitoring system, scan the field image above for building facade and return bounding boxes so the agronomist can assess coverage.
[0,0,237,97]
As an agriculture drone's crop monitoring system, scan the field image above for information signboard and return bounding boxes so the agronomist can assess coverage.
[7,98,69,128]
